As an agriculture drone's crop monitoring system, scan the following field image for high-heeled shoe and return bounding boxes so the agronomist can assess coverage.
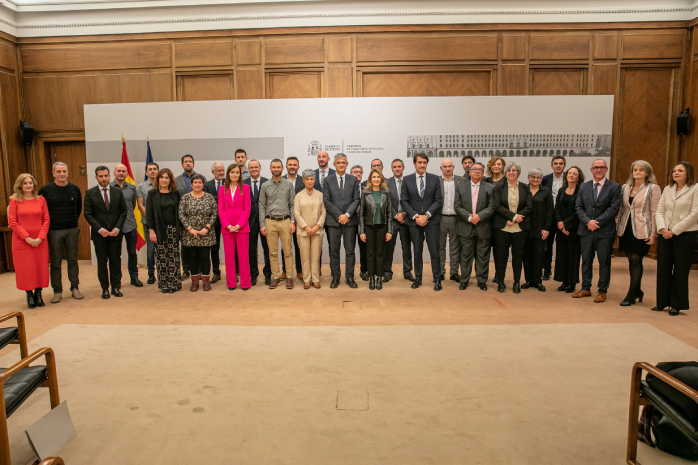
[375,276,383,290]
[369,276,375,290]
[558,283,568,292]
[26,291,36,309]
[637,290,644,303]
[668,307,680,316]
[620,298,635,307]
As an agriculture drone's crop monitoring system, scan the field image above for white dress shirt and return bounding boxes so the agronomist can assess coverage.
[442,177,456,215]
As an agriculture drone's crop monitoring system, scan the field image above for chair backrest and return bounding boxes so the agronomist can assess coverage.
[39,458,65,465]
[0,312,28,359]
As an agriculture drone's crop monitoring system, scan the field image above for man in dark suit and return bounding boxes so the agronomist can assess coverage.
[541,155,566,280]
[439,158,463,283]
[314,150,335,192]
[323,153,361,288]
[350,164,369,281]
[84,166,127,299]
[400,152,443,291]
[385,159,413,282]
[573,159,621,303]
[453,162,494,291]
[282,156,304,279]
[204,162,226,284]
[245,160,271,286]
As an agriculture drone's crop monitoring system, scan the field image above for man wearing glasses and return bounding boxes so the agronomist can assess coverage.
[573,159,621,303]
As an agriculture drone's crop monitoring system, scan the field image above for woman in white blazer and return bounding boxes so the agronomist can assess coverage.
[653,161,698,316]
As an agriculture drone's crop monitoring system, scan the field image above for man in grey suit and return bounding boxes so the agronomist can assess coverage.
[573,159,621,303]
[323,153,361,289]
[438,158,463,283]
[454,162,494,290]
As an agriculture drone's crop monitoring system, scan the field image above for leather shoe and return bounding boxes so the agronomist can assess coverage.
[286,279,294,289]
[369,276,375,290]
[459,282,468,290]
[312,281,321,289]
[434,280,442,291]
[111,288,123,297]
[542,273,551,281]
[558,283,568,292]
[439,274,445,281]
[330,278,340,289]
[101,289,110,299]
[572,290,592,298]
[264,277,271,285]
[360,272,369,281]
[450,274,459,283]
[71,288,84,300]
[280,272,287,279]
[210,273,221,284]
[297,273,304,280]
[304,282,311,289]
[520,282,531,289]
[669,307,680,316]
[269,279,279,289]
[251,277,257,286]
[404,273,415,282]
[513,282,521,294]
[497,282,506,293]
[147,274,156,285]
[594,292,607,303]
[478,283,488,291]
[492,276,499,284]
[411,279,422,289]
[536,284,546,292]
[181,271,191,281]
[131,278,143,287]
[651,306,664,312]
[384,273,392,282]
[347,279,358,289]
[566,285,576,294]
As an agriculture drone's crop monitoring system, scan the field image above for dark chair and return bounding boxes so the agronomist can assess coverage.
[627,361,698,464]
[0,312,28,359]
[0,348,60,465]
[39,458,65,465]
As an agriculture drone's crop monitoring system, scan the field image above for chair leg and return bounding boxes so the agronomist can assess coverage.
[0,392,9,465]
[627,363,643,464]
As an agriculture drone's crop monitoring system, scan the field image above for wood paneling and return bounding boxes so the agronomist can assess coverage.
[179,75,232,101]
[362,71,492,97]
[21,43,172,72]
[0,72,25,182]
[327,37,353,63]
[267,72,322,99]
[175,41,233,68]
[501,34,527,61]
[593,33,619,60]
[530,34,590,60]
[622,33,685,59]
[499,64,527,95]
[592,64,618,95]
[265,38,325,64]
[328,66,353,97]
[356,34,498,62]
[0,43,15,71]
[236,69,263,99]
[531,69,585,95]
[237,40,262,65]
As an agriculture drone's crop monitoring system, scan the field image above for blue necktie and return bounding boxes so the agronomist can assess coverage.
[593,182,600,201]
[419,176,425,199]
[254,180,259,199]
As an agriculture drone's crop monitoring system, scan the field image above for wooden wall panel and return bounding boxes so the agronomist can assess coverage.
[267,72,322,99]
[501,34,527,61]
[0,43,15,71]
[264,38,325,64]
[593,33,619,60]
[530,34,590,60]
[356,34,498,62]
[328,66,352,97]
[362,71,492,97]
[591,64,618,95]
[622,33,685,60]
[0,72,25,180]
[499,64,527,95]
[175,41,233,68]
[21,43,172,72]
[179,75,232,101]
[237,40,262,65]
[327,37,353,63]
[236,69,263,99]
[531,69,584,95]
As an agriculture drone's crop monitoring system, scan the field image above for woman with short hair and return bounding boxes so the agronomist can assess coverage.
[522,168,554,292]
[359,168,393,290]
[294,169,326,289]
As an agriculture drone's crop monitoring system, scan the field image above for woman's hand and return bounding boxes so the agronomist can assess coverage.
[305,226,314,237]
[360,234,367,242]
[189,228,199,238]
[149,229,157,243]
[561,227,569,236]
[661,229,674,240]
[227,225,235,233]
[24,237,34,245]
[385,233,393,242]
[646,236,656,245]
[506,220,514,227]
[231,225,240,233]
[514,215,524,223]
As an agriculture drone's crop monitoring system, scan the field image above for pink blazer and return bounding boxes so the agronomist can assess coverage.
[218,184,251,234]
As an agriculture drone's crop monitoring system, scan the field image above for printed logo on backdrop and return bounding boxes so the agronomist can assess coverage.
[308,140,386,157]
[407,134,612,159]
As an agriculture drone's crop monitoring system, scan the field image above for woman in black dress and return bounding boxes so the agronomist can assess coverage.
[485,155,506,283]
[553,166,584,293]
[521,168,554,292]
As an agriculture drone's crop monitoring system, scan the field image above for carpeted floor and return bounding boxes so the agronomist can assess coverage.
[3,322,697,464]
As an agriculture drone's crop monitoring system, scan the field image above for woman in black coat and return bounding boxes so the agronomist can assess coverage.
[553,166,584,293]
[492,161,532,294]
[522,168,554,292]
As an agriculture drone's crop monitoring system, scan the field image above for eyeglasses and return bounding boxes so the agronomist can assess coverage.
[470,169,484,173]
[591,166,608,170]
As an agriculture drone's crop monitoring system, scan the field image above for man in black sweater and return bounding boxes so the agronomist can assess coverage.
[38,162,84,304]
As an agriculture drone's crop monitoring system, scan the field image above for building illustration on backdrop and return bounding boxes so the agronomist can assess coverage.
[407,134,612,158]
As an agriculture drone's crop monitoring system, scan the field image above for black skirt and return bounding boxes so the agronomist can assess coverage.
[618,217,650,256]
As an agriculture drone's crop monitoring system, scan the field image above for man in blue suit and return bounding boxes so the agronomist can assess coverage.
[400,153,443,291]
[203,162,226,284]
[244,160,271,286]
[573,159,621,303]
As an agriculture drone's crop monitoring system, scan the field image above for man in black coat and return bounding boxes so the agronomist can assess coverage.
[203,162,226,283]
[84,166,127,299]
[245,160,271,286]
[385,159,414,282]
[400,153,443,290]
[541,155,566,280]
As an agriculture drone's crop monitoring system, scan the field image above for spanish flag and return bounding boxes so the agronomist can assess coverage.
[121,136,146,251]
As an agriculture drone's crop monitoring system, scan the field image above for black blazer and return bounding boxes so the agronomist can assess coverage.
[554,186,580,240]
[203,179,222,201]
[541,173,554,190]
[359,188,393,235]
[244,176,268,229]
[323,173,361,227]
[84,185,127,241]
[528,186,554,239]
[284,174,304,194]
[400,172,443,226]
[146,190,182,242]
[386,176,404,227]
[575,179,622,238]
[314,168,336,191]
[492,182,533,230]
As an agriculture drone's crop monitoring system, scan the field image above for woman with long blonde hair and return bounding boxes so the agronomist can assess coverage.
[359,168,393,290]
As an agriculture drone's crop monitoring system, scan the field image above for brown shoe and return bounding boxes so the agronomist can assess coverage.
[312,282,321,289]
[269,279,279,289]
[304,282,311,289]
[280,272,287,280]
[210,273,221,284]
[594,292,607,303]
[71,288,84,300]
[190,275,200,292]
[286,278,294,289]
[202,276,212,291]
[572,289,592,298]
[297,273,303,279]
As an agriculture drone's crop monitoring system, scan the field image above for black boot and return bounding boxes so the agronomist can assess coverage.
[369,276,375,290]
[33,288,45,307]
[26,291,36,309]
[375,276,383,290]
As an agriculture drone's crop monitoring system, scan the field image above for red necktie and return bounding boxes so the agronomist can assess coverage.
[103,188,110,209]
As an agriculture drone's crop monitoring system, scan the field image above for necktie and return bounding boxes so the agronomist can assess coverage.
[471,183,479,214]
[321,170,326,185]
[254,180,259,199]
[593,182,600,201]
[102,188,110,209]
[419,176,425,199]
[339,176,344,195]
[397,179,403,213]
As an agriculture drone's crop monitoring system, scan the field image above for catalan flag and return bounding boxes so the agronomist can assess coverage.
[121,136,146,251]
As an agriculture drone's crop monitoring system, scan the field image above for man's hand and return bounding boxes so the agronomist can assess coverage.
[561,227,569,236]
[260,226,267,236]
[514,215,524,223]
[587,220,600,231]
[99,228,109,238]
[506,220,515,227]
[338,214,350,224]
[541,230,549,240]
[470,214,480,225]
[360,233,367,242]
[557,221,564,230]
[289,223,296,234]
[415,215,428,227]
[149,229,157,243]
[395,212,405,224]
[109,228,120,237]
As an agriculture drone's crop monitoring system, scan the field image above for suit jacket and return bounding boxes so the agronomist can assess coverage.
[655,183,698,236]
[359,188,393,235]
[84,185,127,241]
[314,168,336,191]
[175,171,207,195]
[400,172,443,226]
[453,179,494,238]
[528,186,554,239]
[439,175,463,215]
[617,183,661,239]
[323,173,361,227]
[575,179,622,238]
[386,176,405,227]
[284,174,304,194]
[218,184,251,234]
[492,182,533,231]
[203,179,223,201]
[554,186,580,240]
[244,176,268,229]
[541,173,554,190]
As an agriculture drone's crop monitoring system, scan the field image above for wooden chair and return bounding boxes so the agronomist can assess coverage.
[0,348,60,465]
[0,312,28,359]
[627,361,698,464]
[39,458,65,465]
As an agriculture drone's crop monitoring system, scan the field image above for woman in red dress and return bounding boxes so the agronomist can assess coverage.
[8,173,50,308]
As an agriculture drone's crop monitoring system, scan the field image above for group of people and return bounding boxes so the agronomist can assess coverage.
[7,149,698,316]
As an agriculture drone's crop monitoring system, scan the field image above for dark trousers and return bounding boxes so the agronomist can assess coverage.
[543,229,557,275]
[384,221,412,276]
[656,232,698,310]
[47,227,80,292]
[579,233,614,293]
[459,230,491,285]
[553,237,581,284]
[211,220,222,275]
[182,245,212,276]
[249,222,271,279]
[523,237,546,286]
[143,224,156,276]
[93,234,123,290]
[365,224,388,277]
[493,229,527,283]
[358,236,367,274]
[122,229,139,279]
[328,224,357,280]
[409,222,441,281]
[281,230,303,276]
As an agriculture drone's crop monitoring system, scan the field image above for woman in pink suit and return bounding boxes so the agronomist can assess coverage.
[218,163,252,290]
[8,173,50,308]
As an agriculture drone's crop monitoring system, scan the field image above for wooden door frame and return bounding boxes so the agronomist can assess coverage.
[29,130,85,187]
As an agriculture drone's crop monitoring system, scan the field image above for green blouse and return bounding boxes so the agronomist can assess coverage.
[372,190,381,224]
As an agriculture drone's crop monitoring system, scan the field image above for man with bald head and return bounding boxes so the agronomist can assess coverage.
[439,158,463,283]
[112,163,142,287]
[204,161,227,283]
[314,151,335,192]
